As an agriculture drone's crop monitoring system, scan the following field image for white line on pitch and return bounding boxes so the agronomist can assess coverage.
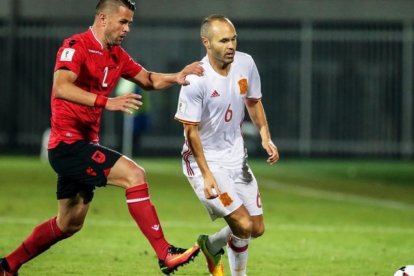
[261,179,414,210]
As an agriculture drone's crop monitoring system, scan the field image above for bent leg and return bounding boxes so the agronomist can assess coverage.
[224,204,252,239]
[107,156,200,274]
[4,193,89,273]
[57,192,91,234]
[107,156,170,260]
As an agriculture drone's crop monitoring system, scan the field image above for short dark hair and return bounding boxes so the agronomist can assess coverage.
[200,14,230,38]
[96,0,136,14]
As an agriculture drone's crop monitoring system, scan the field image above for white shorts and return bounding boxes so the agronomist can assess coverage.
[187,165,263,221]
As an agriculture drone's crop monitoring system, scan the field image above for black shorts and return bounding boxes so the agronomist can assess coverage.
[48,141,122,202]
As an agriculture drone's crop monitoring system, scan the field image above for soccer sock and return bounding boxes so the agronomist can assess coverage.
[227,234,250,276]
[126,183,170,260]
[5,216,71,273]
[207,226,232,255]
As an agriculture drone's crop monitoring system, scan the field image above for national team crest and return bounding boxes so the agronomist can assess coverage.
[238,78,248,95]
[219,192,234,207]
[91,150,106,164]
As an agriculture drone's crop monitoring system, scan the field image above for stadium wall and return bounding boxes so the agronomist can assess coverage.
[0,1,413,158]
[2,0,414,21]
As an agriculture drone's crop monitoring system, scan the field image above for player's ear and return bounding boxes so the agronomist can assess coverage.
[97,12,107,26]
[201,36,210,49]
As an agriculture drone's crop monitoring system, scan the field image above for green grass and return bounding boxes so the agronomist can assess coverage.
[0,156,414,275]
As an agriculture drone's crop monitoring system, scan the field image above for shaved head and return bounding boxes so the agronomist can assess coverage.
[95,0,136,14]
[200,14,234,39]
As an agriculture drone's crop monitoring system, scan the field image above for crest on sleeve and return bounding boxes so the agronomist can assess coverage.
[178,100,187,114]
[60,48,75,62]
[238,78,248,95]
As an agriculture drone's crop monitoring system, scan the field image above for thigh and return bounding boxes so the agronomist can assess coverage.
[188,170,243,221]
[106,155,146,188]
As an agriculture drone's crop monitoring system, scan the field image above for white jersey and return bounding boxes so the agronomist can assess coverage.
[175,51,262,177]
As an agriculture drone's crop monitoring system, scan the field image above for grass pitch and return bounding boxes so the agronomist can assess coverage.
[0,156,413,275]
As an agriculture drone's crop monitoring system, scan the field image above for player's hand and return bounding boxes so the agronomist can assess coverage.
[177,61,204,86]
[203,173,221,199]
[262,140,279,165]
[105,93,142,114]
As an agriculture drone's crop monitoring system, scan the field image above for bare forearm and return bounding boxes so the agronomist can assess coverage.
[53,81,99,107]
[246,99,279,164]
[246,100,272,142]
[53,69,103,107]
[185,126,213,178]
[257,119,272,143]
[130,61,203,91]
[148,72,179,90]
[184,124,221,198]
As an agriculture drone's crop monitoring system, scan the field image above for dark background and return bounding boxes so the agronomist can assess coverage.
[1,0,413,158]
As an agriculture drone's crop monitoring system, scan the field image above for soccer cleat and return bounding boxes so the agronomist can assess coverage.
[158,245,200,275]
[197,235,225,276]
[0,258,18,276]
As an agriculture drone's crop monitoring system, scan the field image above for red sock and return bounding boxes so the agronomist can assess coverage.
[5,216,70,273]
[126,183,170,260]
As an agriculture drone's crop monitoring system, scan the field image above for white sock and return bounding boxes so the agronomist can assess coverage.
[207,226,232,255]
[227,234,250,276]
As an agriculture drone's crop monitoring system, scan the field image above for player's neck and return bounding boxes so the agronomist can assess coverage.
[90,25,108,50]
[208,56,231,76]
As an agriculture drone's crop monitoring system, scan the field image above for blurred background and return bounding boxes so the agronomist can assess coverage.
[1,0,414,159]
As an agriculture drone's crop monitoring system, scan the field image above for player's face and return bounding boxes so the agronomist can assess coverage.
[206,21,237,67]
[104,6,134,46]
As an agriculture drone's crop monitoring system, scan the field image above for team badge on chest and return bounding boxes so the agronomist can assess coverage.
[238,78,248,95]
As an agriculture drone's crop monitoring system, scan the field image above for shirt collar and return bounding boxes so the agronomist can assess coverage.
[88,27,104,50]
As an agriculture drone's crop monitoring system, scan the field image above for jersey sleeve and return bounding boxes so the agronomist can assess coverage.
[247,57,262,100]
[54,38,85,75]
[174,75,204,124]
[119,47,143,79]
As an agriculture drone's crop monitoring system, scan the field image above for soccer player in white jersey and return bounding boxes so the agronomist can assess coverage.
[174,15,279,276]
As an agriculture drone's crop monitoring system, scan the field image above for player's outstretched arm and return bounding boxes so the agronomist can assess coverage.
[245,99,279,165]
[129,61,204,91]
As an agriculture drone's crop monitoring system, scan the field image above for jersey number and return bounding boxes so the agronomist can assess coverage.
[102,66,109,88]
[225,104,233,122]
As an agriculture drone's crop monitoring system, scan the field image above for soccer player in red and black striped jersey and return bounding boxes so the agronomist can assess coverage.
[0,1,203,275]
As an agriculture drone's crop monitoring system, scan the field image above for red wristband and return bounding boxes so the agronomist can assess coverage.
[94,95,108,108]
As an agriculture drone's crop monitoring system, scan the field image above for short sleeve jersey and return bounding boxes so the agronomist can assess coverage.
[48,28,142,149]
[175,51,262,176]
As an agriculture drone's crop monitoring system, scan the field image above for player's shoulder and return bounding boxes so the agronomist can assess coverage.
[184,58,209,86]
[234,51,255,65]
[61,31,89,50]
[182,73,205,94]
[185,73,203,83]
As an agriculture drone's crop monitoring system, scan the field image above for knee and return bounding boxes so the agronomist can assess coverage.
[234,217,253,238]
[125,165,146,188]
[57,218,84,235]
[251,224,265,238]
